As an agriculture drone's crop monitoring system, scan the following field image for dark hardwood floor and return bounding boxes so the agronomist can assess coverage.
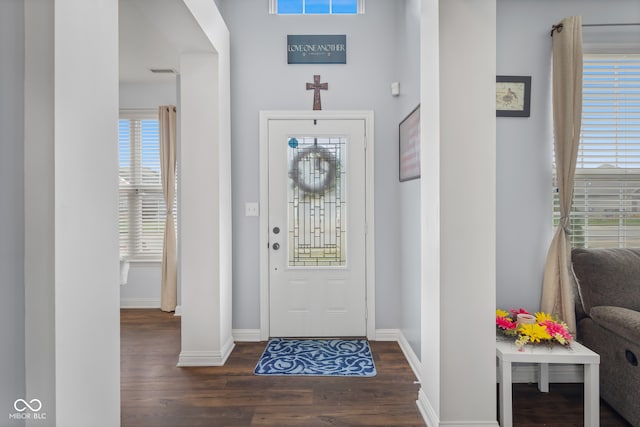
[121,309,423,426]
[121,309,632,427]
[509,383,632,427]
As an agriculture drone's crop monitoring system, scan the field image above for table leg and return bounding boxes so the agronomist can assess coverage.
[584,363,599,427]
[538,363,549,392]
[498,359,513,427]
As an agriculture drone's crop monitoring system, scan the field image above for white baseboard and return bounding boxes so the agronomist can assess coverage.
[233,329,262,342]
[396,331,423,383]
[374,328,400,342]
[177,336,235,367]
[417,388,439,427]
[120,298,160,309]
[174,305,182,316]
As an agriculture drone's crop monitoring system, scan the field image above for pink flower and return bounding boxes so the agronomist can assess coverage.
[540,320,572,343]
[496,316,517,330]
[510,308,530,316]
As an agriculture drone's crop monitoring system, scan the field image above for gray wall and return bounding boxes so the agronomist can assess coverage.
[496,0,640,310]
[223,0,403,330]
[0,0,26,423]
[396,0,421,358]
[119,81,177,109]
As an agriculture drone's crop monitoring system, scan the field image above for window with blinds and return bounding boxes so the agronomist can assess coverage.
[119,111,174,260]
[270,0,362,14]
[553,54,640,248]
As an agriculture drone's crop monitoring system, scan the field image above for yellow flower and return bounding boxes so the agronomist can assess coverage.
[496,309,509,318]
[553,333,568,345]
[535,311,554,323]
[518,323,551,343]
[515,335,530,349]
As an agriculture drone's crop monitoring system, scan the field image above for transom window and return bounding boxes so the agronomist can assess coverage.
[270,0,363,15]
[553,54,640,248]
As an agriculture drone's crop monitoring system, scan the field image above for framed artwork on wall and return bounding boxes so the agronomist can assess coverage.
[399,105,420,182]
[496,75,531,117]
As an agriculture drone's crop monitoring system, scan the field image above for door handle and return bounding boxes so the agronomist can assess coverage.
[272,243,280,250]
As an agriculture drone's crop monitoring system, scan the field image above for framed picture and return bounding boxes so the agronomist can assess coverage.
[496,76,531,117]
[399,105,420,182]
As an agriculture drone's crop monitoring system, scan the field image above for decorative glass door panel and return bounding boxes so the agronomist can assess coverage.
[287,136,347,267]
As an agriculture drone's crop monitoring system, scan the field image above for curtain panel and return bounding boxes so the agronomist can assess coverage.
[542,16,583,334]
[160,105,177,312]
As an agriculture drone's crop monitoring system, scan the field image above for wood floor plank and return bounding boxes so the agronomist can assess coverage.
[251,405,426,426]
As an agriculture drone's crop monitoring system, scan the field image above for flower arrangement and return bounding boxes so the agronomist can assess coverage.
[496,308,573,350]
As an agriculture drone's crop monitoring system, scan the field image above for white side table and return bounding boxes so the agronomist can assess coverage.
[496,339,600,427]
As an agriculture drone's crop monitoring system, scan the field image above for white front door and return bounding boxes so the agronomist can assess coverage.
[268,118,367,337]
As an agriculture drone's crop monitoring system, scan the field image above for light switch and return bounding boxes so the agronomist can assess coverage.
[245,202,259,217]
[391,81,400,96]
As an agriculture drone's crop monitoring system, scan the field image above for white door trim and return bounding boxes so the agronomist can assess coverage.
[259,110,375,340]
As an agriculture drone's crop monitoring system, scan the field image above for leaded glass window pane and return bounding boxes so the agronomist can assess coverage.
[287,136,347,267]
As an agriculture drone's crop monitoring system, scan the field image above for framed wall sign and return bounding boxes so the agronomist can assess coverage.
[496,75,531,117]
[399,105,420,182]
[287,35,347,64]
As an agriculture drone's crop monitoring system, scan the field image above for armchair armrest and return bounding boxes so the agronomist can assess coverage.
[590,306,640,344]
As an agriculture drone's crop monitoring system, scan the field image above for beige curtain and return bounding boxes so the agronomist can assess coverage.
[160,105,177,312]
[541,16,583,334]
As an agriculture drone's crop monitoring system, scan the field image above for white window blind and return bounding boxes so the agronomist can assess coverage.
[119,110,175,260]
[554,54,640,248]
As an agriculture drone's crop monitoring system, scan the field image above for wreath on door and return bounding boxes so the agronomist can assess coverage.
[289,146,337,195]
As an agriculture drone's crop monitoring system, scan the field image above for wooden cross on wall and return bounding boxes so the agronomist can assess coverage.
[306,75,328,110]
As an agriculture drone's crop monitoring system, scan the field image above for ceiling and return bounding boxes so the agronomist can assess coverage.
[119,0,214,83]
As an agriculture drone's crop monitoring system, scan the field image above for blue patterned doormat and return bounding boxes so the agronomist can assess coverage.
[254,338,377,377]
